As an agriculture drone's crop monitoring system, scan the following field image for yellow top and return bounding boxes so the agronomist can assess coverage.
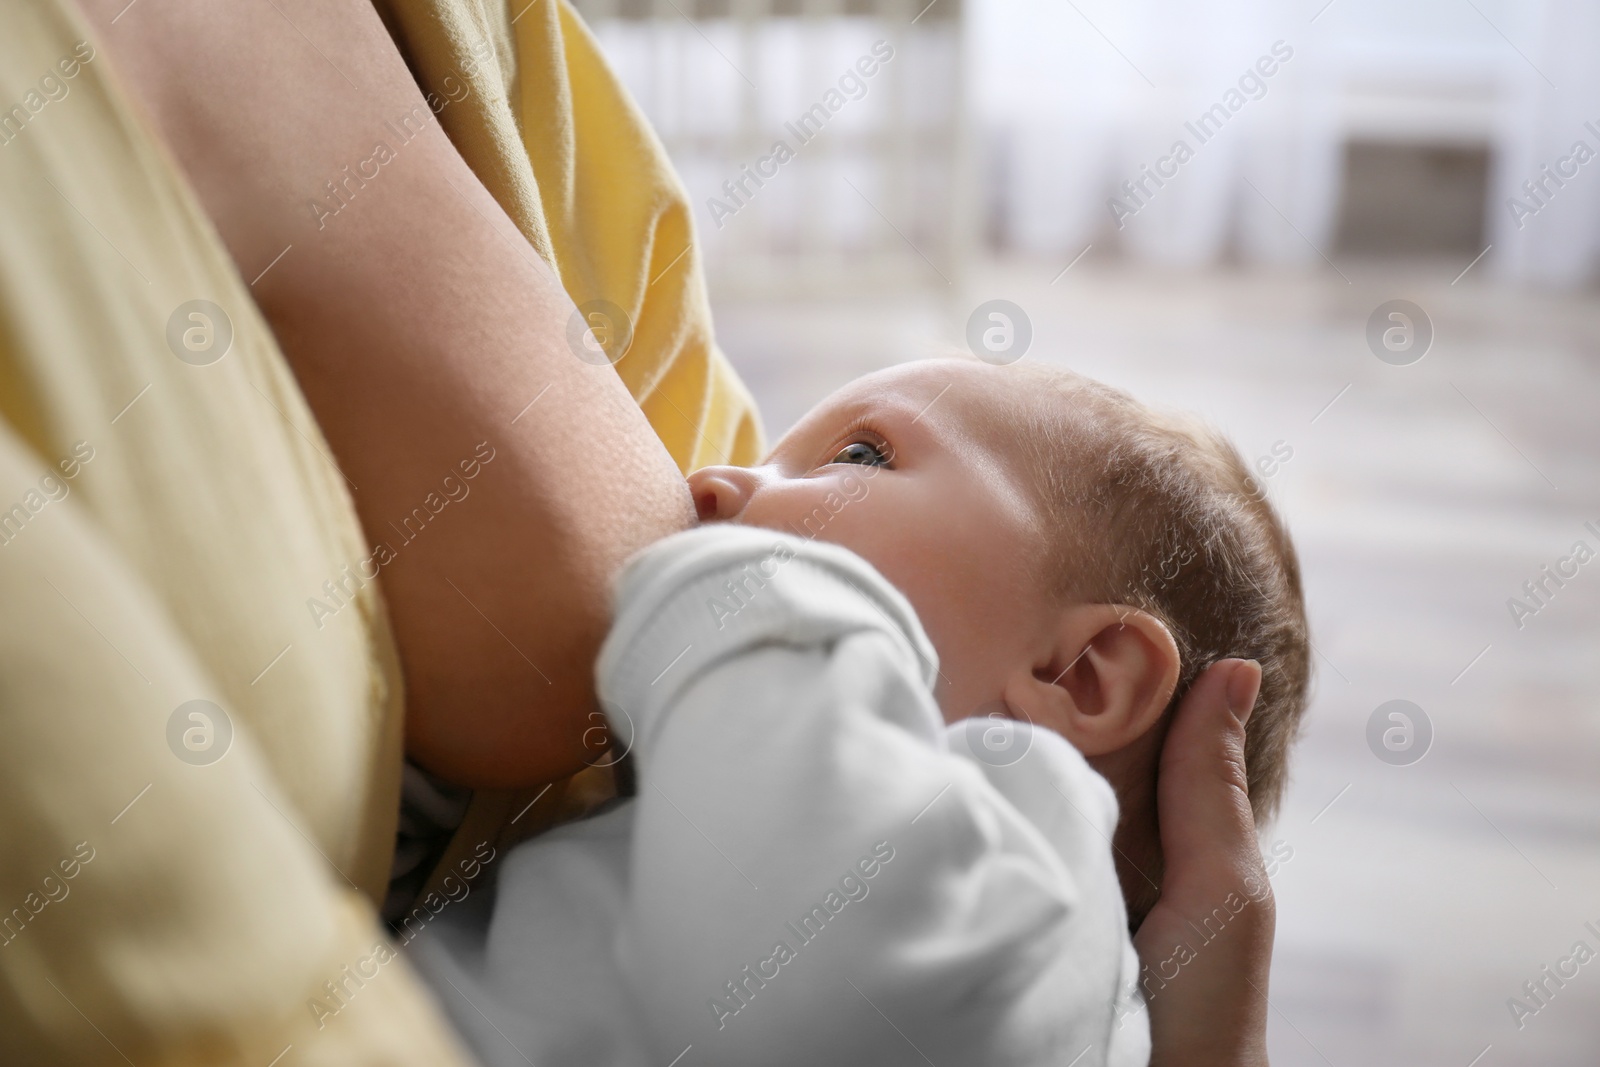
[0,0,760,1063]
[376,0,764,473]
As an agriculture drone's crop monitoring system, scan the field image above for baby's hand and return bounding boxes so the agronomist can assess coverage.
[1134,659,1272,1067]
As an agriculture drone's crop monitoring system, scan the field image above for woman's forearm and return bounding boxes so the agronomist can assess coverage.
[78,0,694,787]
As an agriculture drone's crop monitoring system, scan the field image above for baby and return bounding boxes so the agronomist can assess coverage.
[410,357,1309,1067]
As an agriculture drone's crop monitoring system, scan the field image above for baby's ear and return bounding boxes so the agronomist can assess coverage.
[1008,604,1179,756]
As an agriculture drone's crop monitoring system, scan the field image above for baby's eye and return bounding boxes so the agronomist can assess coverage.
[831,440,891,467]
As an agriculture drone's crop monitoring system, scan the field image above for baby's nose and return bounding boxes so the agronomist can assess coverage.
[685,465,758,522]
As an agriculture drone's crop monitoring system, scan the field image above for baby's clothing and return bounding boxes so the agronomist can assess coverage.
[409,526,1150,1067]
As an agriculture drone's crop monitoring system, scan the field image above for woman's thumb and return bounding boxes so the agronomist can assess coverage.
[1155,658,1262,882]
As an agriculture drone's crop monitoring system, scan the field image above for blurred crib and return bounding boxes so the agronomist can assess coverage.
[571,0,971,296]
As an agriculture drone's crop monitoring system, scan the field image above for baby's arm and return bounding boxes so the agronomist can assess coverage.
[597,526,1146,1067]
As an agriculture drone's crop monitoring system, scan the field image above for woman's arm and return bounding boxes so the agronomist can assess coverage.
[1137,659,1274,1066]
[76,0,693,787]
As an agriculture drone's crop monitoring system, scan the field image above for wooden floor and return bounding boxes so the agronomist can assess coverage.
[712,255,1600,1067]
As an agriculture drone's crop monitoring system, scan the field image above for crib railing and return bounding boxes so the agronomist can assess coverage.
[572,0,970,297]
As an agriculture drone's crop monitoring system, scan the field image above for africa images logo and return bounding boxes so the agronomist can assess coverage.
[704,41,895,230]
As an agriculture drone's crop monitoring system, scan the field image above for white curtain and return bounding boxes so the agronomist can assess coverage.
[1487,0,1600,286]
[974,0,1600,287]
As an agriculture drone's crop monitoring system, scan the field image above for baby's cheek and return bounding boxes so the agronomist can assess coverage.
[733,488,803,533]
[749,482,858,541]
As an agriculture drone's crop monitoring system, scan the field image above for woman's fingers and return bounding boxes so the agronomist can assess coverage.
[1156,658,1263,892]
[1135,658,1273,1067]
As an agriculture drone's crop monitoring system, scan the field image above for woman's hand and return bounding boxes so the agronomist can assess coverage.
[1135,659,1273,1067]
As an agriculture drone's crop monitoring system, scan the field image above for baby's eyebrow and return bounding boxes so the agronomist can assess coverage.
[853,388,938,426]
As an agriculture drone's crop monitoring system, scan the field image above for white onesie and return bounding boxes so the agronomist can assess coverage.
[410,525,1150,1067]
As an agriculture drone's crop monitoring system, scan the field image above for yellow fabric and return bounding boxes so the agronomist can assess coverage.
[1,0,766,1063]
[374,0,765,472]
[0,1,474,1063]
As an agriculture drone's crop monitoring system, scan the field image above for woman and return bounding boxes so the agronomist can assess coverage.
[0,0,1271,1062]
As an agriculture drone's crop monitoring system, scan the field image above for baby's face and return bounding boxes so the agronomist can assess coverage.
[687,359,1055,720]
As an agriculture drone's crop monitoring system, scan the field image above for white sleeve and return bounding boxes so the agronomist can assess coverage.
[597,526,1147,1067]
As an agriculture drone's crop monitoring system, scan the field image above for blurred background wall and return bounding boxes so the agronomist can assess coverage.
[573,1,1600,1063]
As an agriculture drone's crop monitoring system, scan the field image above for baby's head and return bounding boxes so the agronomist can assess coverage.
[688,357,1309,919]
